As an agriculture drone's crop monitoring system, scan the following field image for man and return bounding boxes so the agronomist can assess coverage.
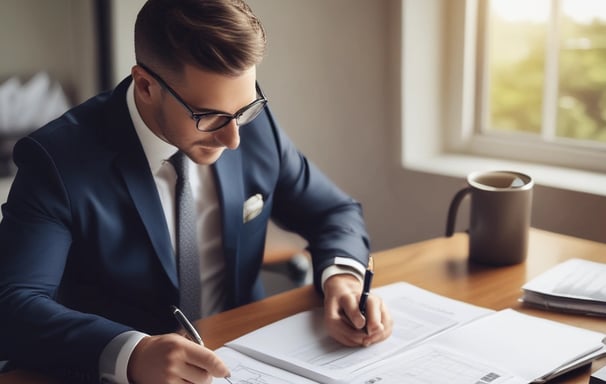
[0,0,392,383]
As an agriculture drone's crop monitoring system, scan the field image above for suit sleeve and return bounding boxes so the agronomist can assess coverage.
[263,109,371,293]
[0,137,131,382]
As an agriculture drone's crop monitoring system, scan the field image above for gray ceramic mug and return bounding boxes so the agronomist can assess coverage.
[445,170,534,266]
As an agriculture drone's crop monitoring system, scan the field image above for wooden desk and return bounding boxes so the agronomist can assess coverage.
[2,228,605,383]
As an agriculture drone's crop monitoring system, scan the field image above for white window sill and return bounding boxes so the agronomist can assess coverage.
[404,153,606,197]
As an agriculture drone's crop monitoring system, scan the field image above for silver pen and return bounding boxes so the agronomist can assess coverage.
[171,306,233,383]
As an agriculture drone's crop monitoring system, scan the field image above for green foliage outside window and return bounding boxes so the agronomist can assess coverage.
[558,19,606,142]
[488,11,606,143]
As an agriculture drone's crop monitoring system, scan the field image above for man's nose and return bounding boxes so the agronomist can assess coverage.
[214,119,240,149]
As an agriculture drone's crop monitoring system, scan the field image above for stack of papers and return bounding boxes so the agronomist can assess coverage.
[213,282,606,384]
[521,258,606,316]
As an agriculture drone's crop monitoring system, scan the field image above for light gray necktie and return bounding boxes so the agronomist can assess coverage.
[169,151,201,319]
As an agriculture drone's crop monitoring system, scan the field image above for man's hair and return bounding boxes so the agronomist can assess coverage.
[134,0,266,76]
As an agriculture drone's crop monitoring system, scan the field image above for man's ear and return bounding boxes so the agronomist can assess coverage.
[131,65,155,104]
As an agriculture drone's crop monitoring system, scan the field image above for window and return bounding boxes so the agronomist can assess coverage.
[401,0,606,195]
[453,0,606,173]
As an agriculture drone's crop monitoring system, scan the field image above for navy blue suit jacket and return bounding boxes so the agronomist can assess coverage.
[0,77,369,381]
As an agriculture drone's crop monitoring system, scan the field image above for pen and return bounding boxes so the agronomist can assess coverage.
[172,305,203,345]
[358,256,374,334]
[171,306,233,383]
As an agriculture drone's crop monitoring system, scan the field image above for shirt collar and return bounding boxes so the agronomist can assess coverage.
[126,81,176,173]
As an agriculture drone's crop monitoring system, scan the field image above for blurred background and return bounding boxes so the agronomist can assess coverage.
[1,0,604,262]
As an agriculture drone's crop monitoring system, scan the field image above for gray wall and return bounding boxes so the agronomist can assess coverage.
[0,0,97,104]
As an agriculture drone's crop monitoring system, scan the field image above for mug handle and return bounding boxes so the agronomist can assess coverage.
[445,187,471,237]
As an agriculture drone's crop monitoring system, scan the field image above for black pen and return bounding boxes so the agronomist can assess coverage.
[358,256,374,334]
[171,306,233,383]
[172,305,203,345]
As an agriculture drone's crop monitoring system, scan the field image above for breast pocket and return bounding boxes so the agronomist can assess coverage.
[242,198,270,238]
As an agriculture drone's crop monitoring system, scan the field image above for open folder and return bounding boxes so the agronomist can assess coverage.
[213,282,606,384]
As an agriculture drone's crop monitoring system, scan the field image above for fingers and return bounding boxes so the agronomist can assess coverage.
[184,342,231,378]
[339,290,367,330]
[324,291,362,346]
[362,294,393,345]
[325,311,365,347]
[323,274,393,348]
[169,329,231,378]
[128,334,230,384]
[325,290,372,346]
[325,293,393,348]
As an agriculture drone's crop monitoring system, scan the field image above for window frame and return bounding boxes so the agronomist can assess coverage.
[400,0,606,196]
[468,0,606,173]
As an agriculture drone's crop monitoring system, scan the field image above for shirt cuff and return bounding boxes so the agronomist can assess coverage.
[321,256,366,292]
[99,330,148,384]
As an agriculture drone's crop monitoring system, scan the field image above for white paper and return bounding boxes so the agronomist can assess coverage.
[429,309,606,382]
[227,282,493,383]
[523,258,606,301]
[349,344,526,384]
[222,282,606,384]
[213,347,317,384]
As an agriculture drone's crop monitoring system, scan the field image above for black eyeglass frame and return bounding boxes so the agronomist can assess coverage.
[137,63,268,132]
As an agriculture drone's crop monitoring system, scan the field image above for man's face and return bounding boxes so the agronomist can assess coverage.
[138,64,257,165]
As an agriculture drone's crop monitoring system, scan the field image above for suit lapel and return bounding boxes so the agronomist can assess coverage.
[115,152,178,289]
[106,78,178,289]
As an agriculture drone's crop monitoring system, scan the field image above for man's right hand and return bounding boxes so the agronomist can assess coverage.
[127,333,230,384]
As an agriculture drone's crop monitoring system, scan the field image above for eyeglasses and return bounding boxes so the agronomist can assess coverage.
[138,63,268,132]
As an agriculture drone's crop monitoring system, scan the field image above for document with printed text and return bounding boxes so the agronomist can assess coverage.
[213,282,606,384]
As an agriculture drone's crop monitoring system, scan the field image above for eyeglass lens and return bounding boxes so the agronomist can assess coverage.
[195,100,266,131]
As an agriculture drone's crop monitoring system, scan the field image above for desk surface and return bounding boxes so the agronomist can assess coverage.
[2,228,605,384]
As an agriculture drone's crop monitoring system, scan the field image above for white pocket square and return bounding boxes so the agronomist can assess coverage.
[243,193,264,223]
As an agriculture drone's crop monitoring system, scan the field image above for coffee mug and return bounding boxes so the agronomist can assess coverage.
[445,170,533,266]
